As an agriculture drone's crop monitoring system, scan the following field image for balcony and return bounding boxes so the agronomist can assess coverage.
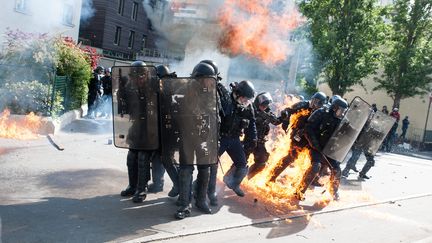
[136,48,184,63]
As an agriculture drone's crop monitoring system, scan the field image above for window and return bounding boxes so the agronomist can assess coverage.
[128,31,135,49]
[118,0,125,15]
[141,35,147,50]
[114,26,122,45]
[62,4,74,26]
[132,2,138,21]
[15,0,30,14]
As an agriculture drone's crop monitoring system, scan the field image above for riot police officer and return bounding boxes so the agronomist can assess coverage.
[86,66,104,118]
[267,91,327,183]
[175,62,217,219]
[342,113,375,179]
[245,92,281,179]
[147,65,179,197]
[198,60,229,206]
[301,96,348,200]
[214,80,257,198]
[119,61,157,203]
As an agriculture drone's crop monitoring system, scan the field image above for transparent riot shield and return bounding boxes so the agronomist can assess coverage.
[323,97,372,162]
[159,77,218,165]
[355,111,396,155]
[111,66,160,150]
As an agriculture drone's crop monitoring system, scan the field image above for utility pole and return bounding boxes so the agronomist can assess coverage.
[422,92,432,144]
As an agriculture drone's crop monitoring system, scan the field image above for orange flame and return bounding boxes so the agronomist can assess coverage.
[217,0,303,65]
[0,109,42,139]
[218,97,345,215]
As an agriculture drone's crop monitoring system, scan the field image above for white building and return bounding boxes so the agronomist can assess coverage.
[0,0,83,48]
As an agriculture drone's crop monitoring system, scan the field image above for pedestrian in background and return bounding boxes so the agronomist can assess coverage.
[382,105,389,115]
[400,116,410,140]
[101,67,112,118]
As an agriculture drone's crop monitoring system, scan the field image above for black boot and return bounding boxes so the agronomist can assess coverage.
[195,167,212,214]
[163,155,179,197]
[148,155,165,193]
[147,183,164,193]
[121,150,138,196]
[359,158,373,180]
[207,164,218,206]
[168,186,179,197]
[133,151,151,203]
[341,167,349,178]
[132,187,147,203]
[230,166,248,197]
[223,165,235,189]
[175,168,193,220]
[120,185,136,197]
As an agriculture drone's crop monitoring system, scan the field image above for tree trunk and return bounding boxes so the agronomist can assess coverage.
[393,93,402,109]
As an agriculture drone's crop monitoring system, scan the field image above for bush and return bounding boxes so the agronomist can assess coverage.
[55,37,92,110]
[0,30,94,114]
[0,80,63,116]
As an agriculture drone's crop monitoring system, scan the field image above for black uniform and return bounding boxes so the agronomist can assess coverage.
[118,72,158,203]
[217,90,257,197]
[246,104,281,178]
[302,107,342,199]
[268,101,312,182]
[87,72,103,117]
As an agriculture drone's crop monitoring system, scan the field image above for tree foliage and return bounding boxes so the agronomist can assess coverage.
[374,0,432,108]
[299,0,387,96]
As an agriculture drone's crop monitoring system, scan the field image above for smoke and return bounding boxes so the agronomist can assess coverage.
[80,0,96,25]
[140,0,314,97]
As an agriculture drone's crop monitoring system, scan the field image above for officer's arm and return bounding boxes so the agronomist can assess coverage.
[244,108,258,149]
[304,109,324,151]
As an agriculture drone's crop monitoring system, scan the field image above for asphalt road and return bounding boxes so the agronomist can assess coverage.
[1,118,432,243]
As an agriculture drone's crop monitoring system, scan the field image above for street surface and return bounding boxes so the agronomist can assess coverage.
[1,118,432,243]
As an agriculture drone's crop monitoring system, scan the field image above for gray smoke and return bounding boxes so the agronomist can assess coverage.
[81,0,96,24]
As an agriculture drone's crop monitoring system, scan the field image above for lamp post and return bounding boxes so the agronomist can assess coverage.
[422,92,432,143]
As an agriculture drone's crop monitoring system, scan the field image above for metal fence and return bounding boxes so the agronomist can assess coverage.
[50,75,71,115]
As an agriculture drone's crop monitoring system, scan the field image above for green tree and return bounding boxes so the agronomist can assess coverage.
[299,0,387,96]
[374,0,432,109]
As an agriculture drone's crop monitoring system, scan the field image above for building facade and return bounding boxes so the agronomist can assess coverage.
[79,0,183,63]
[0,0,82,48]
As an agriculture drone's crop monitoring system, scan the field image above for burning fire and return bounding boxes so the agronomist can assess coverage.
[217,0,303,65]
[219,96,337,213]
[0,109,42,139]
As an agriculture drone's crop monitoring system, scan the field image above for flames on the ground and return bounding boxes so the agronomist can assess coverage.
[0,109,42,139]
[218,97,336,213]
[217,0,302,65]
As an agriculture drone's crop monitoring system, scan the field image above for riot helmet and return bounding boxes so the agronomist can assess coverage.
[309,91,326,110]
[200,60,219,75]
[156,65,171,78]
[330,96,348,118]
[191,62,216,78]
[231,80,255,106]
[95,66,104,74]
[254,92,273,111]
[130,61,148,80]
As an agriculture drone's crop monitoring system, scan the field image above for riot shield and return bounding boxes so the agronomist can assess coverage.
[159,77,218,165]
[355,111,396,155]
[111,66,160,150]
[323,97,371,162]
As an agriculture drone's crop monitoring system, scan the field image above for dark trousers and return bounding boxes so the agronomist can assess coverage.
[301,149,341,196]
